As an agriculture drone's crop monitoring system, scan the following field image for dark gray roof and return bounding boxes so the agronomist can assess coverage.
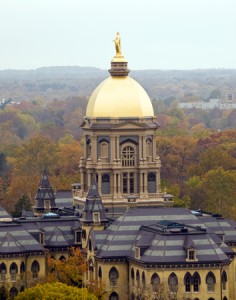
[93,208,233,265]
[0,222,45,255]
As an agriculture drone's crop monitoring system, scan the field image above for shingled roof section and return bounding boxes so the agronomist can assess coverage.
[93,207,232,265]
[0,222,45,255]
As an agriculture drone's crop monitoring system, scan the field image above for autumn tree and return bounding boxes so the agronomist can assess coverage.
[15,282,97,300]
[47,247,87,288]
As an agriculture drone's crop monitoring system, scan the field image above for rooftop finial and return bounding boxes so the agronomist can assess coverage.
[113,32,122,56]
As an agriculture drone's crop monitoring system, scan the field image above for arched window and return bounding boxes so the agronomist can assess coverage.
[9,287,18,299]
[142,271,146,289]
[31,260,40,279]
[109,291,119,300]
[0,263,6,282]
[193,272,201,292]
[146,138,152,158]
[10,263,18,282]
[221,271,227,291]
[136,270,140,288]
[184,272,191,292]
[131,268,135,286]
[223,297,228,300]
[168,273,178,293]
[100,142,108,159]
[131,293,135,300]
[20,262,25,273]
[121,146,135,167]
[109,267,119,287]
[151,273,160,292]
[98,266,102,280]
[206,272,216,292]
[59,256,66,262]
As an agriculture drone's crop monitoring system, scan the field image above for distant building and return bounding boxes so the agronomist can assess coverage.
[179,93,236,111]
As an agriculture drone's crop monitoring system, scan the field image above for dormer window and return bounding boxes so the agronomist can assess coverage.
[93,212,100,223]
[186,249,198,261]
[135,247,140,259]
[75,231,82,244]
[44,200,51,210]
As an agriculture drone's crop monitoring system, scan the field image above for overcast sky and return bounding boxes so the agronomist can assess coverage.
[0,0,235,70]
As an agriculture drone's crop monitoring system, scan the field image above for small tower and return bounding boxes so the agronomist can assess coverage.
[81,178,108,249]
[34,170,57,216]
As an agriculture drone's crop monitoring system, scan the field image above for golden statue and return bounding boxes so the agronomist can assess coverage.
[113,32,122,55]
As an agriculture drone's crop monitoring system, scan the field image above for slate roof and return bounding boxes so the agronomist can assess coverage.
[55,190,73,208]
[19,216,81,249]
[0,222,45,255]
[93,207,233,265]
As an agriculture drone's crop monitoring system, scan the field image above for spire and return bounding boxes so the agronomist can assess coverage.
[34,169,57,215]
[109,32,130,77]
[82,177,107,225]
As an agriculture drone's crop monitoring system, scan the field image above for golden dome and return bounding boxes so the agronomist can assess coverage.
[86,76,154,118]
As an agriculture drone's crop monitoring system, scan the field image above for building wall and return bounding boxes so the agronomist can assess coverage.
[92,259,231,300]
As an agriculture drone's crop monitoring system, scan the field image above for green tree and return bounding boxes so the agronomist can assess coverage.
[11,195,32,217]
[15,282,97,300]
[200,168,236,218]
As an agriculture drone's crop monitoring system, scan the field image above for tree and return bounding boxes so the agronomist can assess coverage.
[11,195,32,217]
[200,168,236,218]
[15,282,97,300]
[47,247,87,288]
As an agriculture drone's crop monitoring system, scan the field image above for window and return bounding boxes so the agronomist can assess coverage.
[75,231,81,243]
[188,250,195,260]
[109,292,119,300]
[142,272,146,289]
[10,263,18,282]
[184,272,191,292]
[131,268,134,286]
[109,267,119,287]
[59,256,66,262]
[31,260,40,279]
[0,263,6,282]
[121,146,135,167]
[206,272,216,292]
[100,142,108,159]
[135,247,140,259]
[193,272,200,292]
[9,287,18,299]
[93,212,100,223]
[44,200,50,210]
[146,139,152,158]
[98,266,102,280]
[136,270,140,288]
[20,262,25,279]
[169,273,178,293]
[221,271,227,291]
[151,273,160,292]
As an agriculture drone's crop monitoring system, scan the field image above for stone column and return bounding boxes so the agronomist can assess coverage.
[98,172,102,195]
[144,172,148,195]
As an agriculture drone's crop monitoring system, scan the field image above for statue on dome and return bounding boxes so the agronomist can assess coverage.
[113,32,122,55]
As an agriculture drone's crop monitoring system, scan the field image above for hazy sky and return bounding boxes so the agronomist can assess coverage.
[0,0,236,70]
